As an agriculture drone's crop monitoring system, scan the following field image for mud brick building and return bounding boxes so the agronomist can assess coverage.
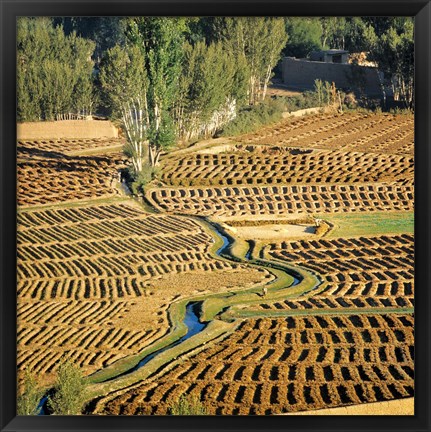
[282,50,383,97]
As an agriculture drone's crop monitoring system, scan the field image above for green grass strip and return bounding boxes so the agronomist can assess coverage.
[321,211,414,238]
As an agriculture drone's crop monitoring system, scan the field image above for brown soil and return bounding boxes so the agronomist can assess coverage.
[96,313,414,415]
[17,201,269,388]
[16,112,414,414]
[146,184,414,218]
[258,233,414,313]
[160,148,413,188]
[17,143,128,206]
[231,112,413,155]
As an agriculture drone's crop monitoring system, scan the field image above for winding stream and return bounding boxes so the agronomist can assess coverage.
[104,301,207,382]
[38,218,303,415]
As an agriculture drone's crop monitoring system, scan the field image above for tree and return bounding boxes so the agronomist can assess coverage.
[17,368,43,415]
[320,17,347,49]
[48,359,86,415]
[364,18,414,107]
[284,17,322,58]
[52,17,127,61]
[218,17,288,105]
[17,17,96,121]
[343,17,370,53]
[126,17,185,166]
[99,44,149,175]
[174,40,242,140]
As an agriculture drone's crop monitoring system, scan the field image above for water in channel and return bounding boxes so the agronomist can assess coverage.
[37,221,299,414]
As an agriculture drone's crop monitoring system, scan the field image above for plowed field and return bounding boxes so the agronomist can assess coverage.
[147,184,414,217]
[98,313,414,415]
[232,112,413,155]
[160,150,413,187]
[257,234,414,313]
[17,111,414,415]
[17,140,127,206]
[16,140,270,387]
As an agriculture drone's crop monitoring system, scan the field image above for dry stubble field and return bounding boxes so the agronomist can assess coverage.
[17,139,269,388]
[17,111,414,415]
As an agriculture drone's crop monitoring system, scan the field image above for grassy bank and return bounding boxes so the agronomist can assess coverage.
[322,211,414,238]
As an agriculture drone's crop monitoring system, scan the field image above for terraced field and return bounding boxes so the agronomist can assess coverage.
[147,184,414,217]
[17,138,124,155]
[232,112,413,155]
[17,202,269,385]
[16,139,270,387]
[17,111,414,415]
[17,145,127,206]
[98,313,414,415]
[256,234,414,313]
[160,149,413,187]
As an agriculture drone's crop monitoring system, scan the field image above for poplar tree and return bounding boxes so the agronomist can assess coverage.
[17,17,95,121]
[284,17,323,58]
[175,40,244,139]
[126,17,185,166]
[364,18,414,107]
[219,17,287,105]
[99,44,149,175]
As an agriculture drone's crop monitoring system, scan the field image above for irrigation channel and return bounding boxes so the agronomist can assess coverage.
[37,218,304,415]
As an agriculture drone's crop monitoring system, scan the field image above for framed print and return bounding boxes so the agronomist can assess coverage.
[1,1,430,431]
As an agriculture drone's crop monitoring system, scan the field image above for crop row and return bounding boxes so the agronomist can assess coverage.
[160,149,413,187]
[259,234,413,313]
[17,153,126,206]
[18,212,202,245]
[17,319,159,379]
[97,313,414,415]
[17,202,269,381]
[18,231,208,262]
[17,138,124,155]
[18,203,144,229]
[17,204,243,301]
[147,184,414,217]
[18,299,129,326]
[233,112,413,155]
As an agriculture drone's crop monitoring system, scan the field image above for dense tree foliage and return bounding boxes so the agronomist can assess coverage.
[48,359,86,415]
[125,17,185,166]
[17,15,414,170]
[284,18,322,58]
[17,368,42,415]
[364,17,414,107]
[17,17,95,121]
[216,17,288,105]
[99,44,150,175]
[174,40,247,140]
[320,17,347,49]
[52,17,126,60]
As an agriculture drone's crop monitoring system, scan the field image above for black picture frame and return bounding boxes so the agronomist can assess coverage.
[1,1,430,431]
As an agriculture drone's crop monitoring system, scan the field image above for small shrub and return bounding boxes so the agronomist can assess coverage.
[128,164,159,195]
[48,359,86,415]
[344,92,358,109]
[219,98,285,137]
[168,394,208,415]
[389,107,413,115]
[17,367,43,415]
[315,221,331,236]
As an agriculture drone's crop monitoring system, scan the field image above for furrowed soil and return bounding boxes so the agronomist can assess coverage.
[17,112,414,415]
[16,139,269,388]
[98,313,414,415]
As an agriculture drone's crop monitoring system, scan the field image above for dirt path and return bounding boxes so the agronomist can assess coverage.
[283,397,414,416]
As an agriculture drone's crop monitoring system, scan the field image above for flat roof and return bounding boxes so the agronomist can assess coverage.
[315,49,349,55]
